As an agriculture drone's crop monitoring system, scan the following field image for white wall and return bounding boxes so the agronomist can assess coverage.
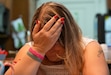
[35,0,107,39]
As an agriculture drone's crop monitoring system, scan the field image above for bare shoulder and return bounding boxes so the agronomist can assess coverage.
[85,40,101,50]
[83,41,109,75]
[84,41,106,63]
[85,41,103,57]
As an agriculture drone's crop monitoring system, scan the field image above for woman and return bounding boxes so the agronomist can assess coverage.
[5,2,109,75]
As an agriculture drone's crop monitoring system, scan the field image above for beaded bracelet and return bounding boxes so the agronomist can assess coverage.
[27,47,44,62]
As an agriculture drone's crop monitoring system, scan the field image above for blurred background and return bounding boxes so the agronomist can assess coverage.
[0,0,111,74]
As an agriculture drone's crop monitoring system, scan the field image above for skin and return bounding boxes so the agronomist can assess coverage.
[45,41,65,62]
[5,15,64,75]
[97,49,104,57]
[83,41,109,75]
[4,15,109,75]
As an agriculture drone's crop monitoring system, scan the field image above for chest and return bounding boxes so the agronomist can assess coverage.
[37,64,70,75]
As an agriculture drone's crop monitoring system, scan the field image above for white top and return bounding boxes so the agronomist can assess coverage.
[27,37,95,75]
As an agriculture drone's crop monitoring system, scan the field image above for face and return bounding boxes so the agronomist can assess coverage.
[45,41,65,62]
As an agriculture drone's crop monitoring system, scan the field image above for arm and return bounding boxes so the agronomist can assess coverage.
[5,15,64,75]
[4,44,42,75]
[83,41,109,75]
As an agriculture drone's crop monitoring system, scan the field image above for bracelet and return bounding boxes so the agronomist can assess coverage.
[29,47,44,60]
[27,51,42,62]
[27,47,44,62]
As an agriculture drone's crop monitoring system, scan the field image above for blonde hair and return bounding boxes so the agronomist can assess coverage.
[30,2,84,75]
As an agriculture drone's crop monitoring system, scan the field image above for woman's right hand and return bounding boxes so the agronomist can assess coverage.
[32,15,64,55]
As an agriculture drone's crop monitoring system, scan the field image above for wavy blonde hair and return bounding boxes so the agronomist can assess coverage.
[30,2,84,75]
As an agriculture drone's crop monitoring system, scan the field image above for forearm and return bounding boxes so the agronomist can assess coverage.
[5,53,41,75]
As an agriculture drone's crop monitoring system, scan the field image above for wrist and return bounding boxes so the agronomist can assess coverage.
[27,47,45,62]
[31,46,45,56]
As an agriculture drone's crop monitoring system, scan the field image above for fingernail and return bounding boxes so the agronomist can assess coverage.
[36,20,38,24]
[61,21,64,24]
[54,15,58,19]
[13,61,17,64]
[60,17,65,21]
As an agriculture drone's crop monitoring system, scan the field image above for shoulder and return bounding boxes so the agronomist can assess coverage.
[82,37,98,49]
[81,38,104,59]
[82,37,101,55]
[85,40,101,53]
[83,38,109,75]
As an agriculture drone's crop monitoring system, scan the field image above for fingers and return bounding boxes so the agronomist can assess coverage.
[31,15,64,54]
[52,22,63,40]
[49,17,64,35]
[32,15,64,38]
[32,20,41,36]
[43,15,58,31]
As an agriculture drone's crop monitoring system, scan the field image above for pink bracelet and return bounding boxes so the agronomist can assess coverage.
[29,47,44,60]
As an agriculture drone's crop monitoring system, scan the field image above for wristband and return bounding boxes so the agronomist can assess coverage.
[29,47,44,60]
[27,47,44,62]
[27,51,42,62]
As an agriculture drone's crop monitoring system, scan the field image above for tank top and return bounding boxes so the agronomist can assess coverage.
[27,37,95,75]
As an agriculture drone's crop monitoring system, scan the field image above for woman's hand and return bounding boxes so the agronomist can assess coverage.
[32,15,64,55]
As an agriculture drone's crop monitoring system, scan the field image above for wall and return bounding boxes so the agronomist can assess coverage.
[36,0,107,39]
